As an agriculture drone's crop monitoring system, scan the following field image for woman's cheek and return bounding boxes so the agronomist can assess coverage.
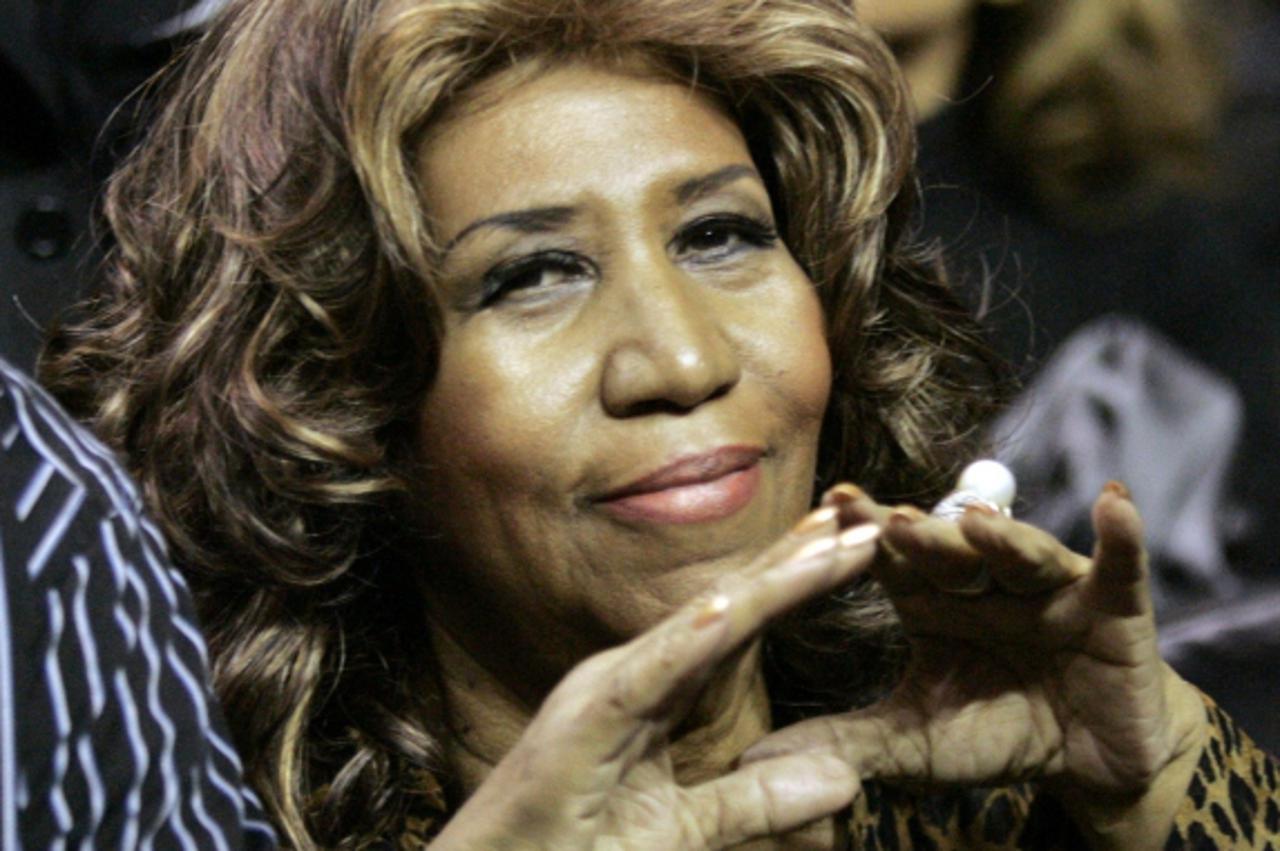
[742,273,832,427]
[417,323,582,506]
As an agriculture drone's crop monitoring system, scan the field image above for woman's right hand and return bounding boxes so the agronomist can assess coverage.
[429,507,880,850]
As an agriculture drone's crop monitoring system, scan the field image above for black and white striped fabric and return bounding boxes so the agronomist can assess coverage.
[0,358,276,850]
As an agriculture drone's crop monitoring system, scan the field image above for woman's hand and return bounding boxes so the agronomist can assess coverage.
[430,507,881,851]
[742,482,1208,850]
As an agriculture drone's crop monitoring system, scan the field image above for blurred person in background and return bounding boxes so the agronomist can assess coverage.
[0,0,222,369]
[857,0,1280,751]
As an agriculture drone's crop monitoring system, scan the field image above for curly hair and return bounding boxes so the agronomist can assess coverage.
[39,0,1008,845]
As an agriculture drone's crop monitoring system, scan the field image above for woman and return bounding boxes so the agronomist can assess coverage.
[39,0,1276,848]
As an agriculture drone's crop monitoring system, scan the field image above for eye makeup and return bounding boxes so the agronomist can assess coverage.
[669,212,779,266]
[477,249,596,308]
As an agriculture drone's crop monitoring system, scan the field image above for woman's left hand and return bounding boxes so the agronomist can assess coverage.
[742,482,1208,850]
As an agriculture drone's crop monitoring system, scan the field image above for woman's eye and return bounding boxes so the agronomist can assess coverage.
[672,215,778,263]
[480,251,592,306]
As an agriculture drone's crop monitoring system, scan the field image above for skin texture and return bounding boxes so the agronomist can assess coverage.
[430,507,880,850]
[408,62,1207,850]
[744,485,1208,851]
[412,62,831,800]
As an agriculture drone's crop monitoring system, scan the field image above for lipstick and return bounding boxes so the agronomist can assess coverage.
[596,446,763,525]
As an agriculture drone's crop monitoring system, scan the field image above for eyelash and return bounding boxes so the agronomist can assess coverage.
[477,213,779,307]
[478,250,593,307]
[672,213,779,262]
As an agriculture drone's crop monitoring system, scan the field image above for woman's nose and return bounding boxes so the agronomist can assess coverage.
[598,260,741,417]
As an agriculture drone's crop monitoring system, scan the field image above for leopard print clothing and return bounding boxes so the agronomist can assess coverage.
[1164,697,1280,849]
[394,692,1278,848]
[845,691,1279,850]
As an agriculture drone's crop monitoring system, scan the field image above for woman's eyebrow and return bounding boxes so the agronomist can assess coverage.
[674,164,760,205]
[443,205,577,256]
[440,164,759,259]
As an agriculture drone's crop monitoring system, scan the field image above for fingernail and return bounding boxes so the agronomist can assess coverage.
[1103,479,1131,501]
[793,505,839,535]
[838,522,881,549]
[692,593,731,629]
[821,483,867,507]
[963,501,998,518]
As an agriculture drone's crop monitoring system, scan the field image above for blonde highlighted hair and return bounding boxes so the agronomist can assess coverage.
[41,0,1006,845]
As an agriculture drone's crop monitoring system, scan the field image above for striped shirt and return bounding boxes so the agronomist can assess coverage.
[0,358,276,850]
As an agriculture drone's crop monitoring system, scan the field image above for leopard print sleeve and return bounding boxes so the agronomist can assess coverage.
[851,777,1114,851]
[848,693,1279,850]
[1163,691,1280,849]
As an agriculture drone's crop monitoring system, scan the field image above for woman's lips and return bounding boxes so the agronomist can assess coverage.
[596,446,764,525]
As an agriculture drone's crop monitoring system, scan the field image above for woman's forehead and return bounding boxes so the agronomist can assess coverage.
[416,62,759,238]
[420,53,728,153]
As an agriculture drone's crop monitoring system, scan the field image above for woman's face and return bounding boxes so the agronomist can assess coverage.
[412,63,831,654]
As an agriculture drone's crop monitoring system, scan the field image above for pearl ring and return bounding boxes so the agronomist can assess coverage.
[930,459,1016,595]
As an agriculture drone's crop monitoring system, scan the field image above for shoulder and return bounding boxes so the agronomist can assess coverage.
[1,355,280,849]
[0,356,178,586]
[1,356,149,519]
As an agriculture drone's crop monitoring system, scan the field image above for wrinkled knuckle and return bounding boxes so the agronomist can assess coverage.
[678,796,716,850]
[650,625,685,677]
[751,772,786,836]
[821,716,852,755]
[601,667,638,718]
[611,632,683,718]
[1118,742,1170,790]
[705,779,755,846]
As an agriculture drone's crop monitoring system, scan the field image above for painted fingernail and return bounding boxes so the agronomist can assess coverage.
[693,593,732,628]
[793,505,839,535]
[1103,479,1132,500]
[838,522,881,548]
